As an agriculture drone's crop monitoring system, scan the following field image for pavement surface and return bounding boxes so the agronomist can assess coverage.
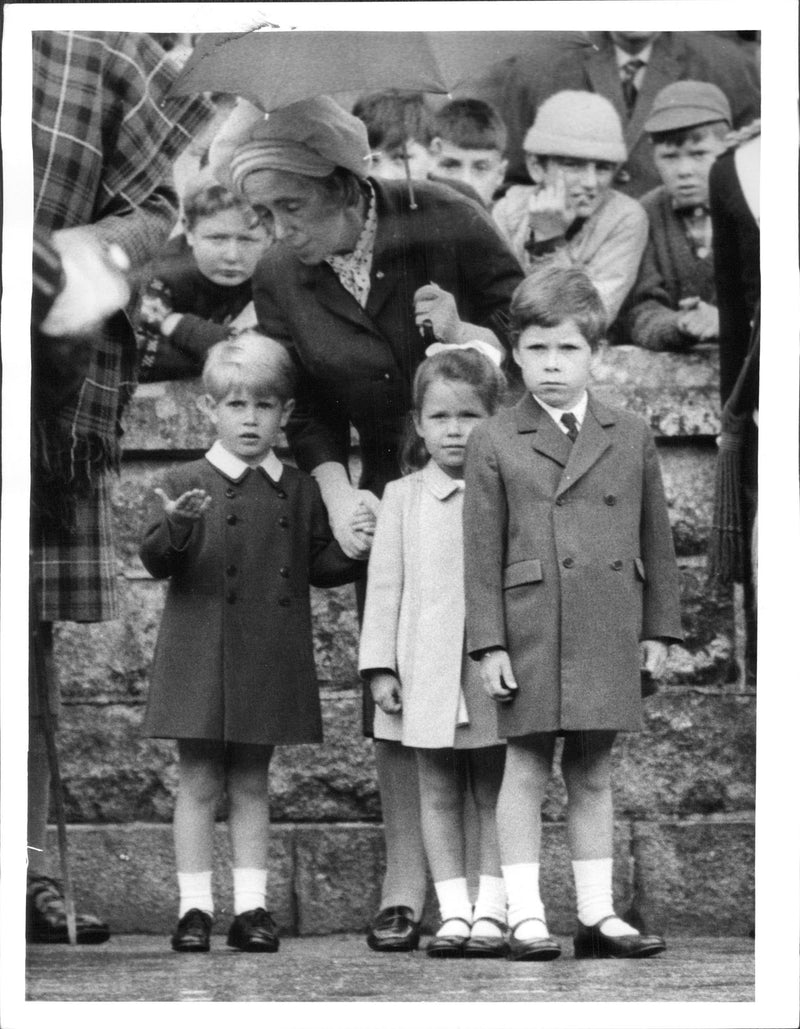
[25,933,753,1003]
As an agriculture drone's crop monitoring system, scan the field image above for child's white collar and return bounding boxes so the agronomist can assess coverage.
[535,391,589,430]
[205,439,283,483]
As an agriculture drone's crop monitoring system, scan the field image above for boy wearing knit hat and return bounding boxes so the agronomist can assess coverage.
[621,81,732,350]
[492,90,648,323]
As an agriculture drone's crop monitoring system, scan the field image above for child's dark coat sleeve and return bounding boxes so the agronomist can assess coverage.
[139,469,203,580]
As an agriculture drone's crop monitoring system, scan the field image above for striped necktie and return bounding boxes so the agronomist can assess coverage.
[561,412,579,443]
[620,58,645,115]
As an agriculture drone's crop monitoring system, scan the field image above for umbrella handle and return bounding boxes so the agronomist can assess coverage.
[401,147,418,211]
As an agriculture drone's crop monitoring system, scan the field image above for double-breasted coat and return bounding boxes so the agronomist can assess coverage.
[358,462,501,750]
[140,446,358,745]
[463,392,683,737]
[252,177,523,497]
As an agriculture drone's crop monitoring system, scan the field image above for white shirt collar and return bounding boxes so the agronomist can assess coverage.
[615,41,653,70]
[422,458,465,499]
[205,439,283,483]
[535,391,589,433]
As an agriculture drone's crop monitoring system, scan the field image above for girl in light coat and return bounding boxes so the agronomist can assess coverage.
[359,345,509,958]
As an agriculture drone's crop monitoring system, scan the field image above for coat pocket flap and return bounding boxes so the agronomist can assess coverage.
[503,559,543,588]
[634,557,646,581]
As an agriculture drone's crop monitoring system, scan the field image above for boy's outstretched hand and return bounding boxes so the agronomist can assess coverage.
[370,672,402,714]
[479,648,518,703]
[154,487,212,527]
[640,639,668,680]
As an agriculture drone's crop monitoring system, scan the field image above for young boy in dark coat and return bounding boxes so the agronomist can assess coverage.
[140,332,361,953]
[463,267,682,961]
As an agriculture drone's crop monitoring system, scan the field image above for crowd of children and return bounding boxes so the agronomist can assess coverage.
[30,30,759,964]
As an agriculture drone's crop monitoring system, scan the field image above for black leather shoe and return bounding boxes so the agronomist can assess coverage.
[426,917,472,958]
[507,918,562,961]
[573,917,666,959]
[366,905,421,952]
[171,908,212,952]
[464,916,509,958]
[26,875,111,945]
[227,908,279,952]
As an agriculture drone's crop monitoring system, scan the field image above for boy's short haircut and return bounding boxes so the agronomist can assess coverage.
[649,121,730,149]
[182,178,260,231]
[433,98,508,153]
[202,331,296,402]
[352,90,435,151]
[510,267,607,351]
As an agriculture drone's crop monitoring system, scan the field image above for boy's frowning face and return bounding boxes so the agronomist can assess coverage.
[369,139,432,181]
[652,129,727,208]
[513,319,596,411]
[429,139,507,206]
[185,208,270,286]
[204,387,293,466]
[527,156,617,220]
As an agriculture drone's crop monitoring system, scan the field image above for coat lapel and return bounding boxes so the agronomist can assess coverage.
[556,395,617,497]
[625,37,681,152]
[297,259,374,333]
[584,42,628,127]
[515,393,572,468]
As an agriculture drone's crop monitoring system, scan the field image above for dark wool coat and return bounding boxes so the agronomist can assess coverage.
[253,177,523,496]
[463,392,683,737]
[621,186,717,350]
[140,457,358,745]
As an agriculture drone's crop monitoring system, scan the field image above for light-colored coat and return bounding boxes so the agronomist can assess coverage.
[464,392,683,737]
[359,462,500,749]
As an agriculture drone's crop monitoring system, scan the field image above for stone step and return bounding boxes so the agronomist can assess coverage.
[38,814,753,936]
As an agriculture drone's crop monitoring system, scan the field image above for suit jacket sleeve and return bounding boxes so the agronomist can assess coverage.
[463,425,510,656]
[640,428,684,641]
[358,481,405,675]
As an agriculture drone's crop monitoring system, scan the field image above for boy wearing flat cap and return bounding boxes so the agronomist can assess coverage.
[492,90,648,324]
[621,81,732,350]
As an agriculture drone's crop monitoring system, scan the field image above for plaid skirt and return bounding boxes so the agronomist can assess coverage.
[31,472,119,623]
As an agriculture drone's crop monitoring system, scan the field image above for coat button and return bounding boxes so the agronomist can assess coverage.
[278,516,289,528]
[226,514,238,525]
[604,495,616,506]
[226,591,237,604]
[278,596,291,607]
[225,488,236,499]
[383,373,392,381]
[277,490,288,500]
[562,557,574,568]
[611,559,623,570]
[279,566,290,578]
[555,497,565,507]
[226,565,237,577]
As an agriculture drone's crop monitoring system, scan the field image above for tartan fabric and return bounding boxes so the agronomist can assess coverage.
[31,32,214,621]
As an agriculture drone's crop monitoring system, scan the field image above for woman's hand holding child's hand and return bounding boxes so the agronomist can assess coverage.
[640,639,668,680]
[370,672,402,714]
[479,649,518,703]
[350,500,377,552]
[155,487,212,527]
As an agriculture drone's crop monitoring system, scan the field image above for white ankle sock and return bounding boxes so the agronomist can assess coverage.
[232,867,267,915]
[177,870,213,918]
[434,877,472,937]
[471,875,506,937]
[571,858,634,936]
[502,862,548,939]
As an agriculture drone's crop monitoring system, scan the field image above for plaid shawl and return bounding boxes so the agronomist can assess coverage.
[32,31,214,520]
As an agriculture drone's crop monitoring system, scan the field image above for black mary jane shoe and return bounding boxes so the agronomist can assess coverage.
[573,916,666,959]
[26,875,111,945]
[507,918,562,961]
[227,907,279,952]
[426,917,472,958]
[366,905,421,952]
[171,908,212,953]
[463,916,510,958]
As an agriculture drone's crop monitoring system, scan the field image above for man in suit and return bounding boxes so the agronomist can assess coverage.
[474,31,760,198]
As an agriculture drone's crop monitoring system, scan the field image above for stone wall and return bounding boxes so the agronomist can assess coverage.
[47,344,755,935]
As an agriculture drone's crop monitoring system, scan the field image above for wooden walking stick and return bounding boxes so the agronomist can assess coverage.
[30,615,78,945]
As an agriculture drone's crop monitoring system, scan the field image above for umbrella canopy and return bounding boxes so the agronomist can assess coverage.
[170,30,588,112]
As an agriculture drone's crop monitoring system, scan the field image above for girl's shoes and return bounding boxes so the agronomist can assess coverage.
[171,908,212,952]
[226,907,279,952]
[507,917,562,961]
[426,916,472,958]
[463,916,509,958]
[573,917,665,959]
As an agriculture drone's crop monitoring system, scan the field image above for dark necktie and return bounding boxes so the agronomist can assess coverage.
[620,58,645,115]
[561,412,579,443]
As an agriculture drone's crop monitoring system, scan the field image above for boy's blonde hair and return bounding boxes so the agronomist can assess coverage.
[510,267,607,352]
[202,331,296,402]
